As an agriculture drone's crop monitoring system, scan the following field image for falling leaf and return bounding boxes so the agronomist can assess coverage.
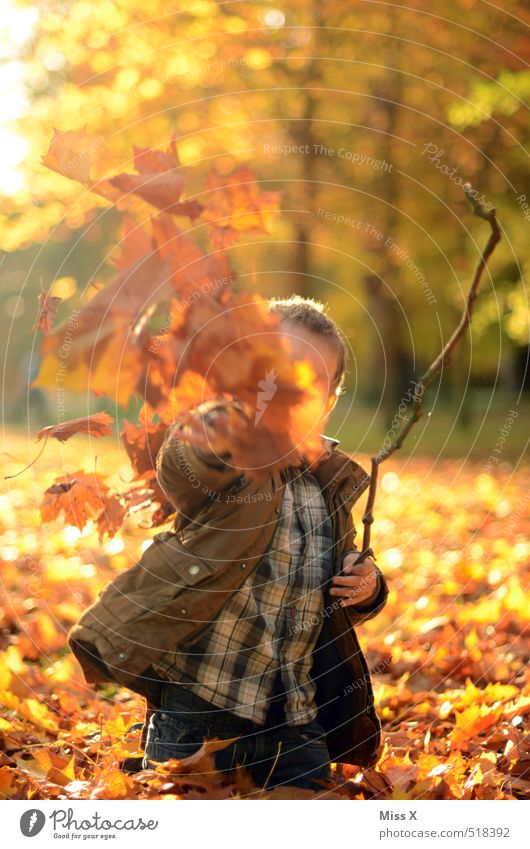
[35,413,114,443]
[32,292,62,334]
[40,471,110,531]
[202,166,281,248]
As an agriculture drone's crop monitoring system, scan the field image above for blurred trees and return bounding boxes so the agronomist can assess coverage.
[1,0,529,421]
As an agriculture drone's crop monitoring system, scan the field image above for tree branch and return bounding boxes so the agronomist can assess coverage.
[354,183,502,561]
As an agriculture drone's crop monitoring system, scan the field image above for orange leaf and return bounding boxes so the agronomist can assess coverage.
[36,412,114,443]
[40,471,110,531]
[202,166,281,248]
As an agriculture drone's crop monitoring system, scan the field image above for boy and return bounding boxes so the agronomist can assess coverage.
[138,296,389,791]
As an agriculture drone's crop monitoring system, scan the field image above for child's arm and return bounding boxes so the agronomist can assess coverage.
[156,399,248,516]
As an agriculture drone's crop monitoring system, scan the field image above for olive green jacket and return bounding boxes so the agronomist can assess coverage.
[68,401,389,767]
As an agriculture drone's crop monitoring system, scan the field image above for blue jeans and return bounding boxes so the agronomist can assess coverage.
[142,682,332,793]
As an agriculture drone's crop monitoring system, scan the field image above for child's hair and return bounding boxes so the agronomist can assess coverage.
[267,295,347,395]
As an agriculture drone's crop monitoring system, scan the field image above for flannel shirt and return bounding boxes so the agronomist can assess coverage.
[153,465,335,725]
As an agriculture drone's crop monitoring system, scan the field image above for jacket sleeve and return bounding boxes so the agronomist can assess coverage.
[156,400,247,517]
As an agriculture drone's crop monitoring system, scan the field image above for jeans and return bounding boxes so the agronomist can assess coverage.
[142,681,332,793]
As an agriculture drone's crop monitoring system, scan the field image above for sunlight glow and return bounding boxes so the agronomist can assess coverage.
[0,3,38,193]
[63,525,82,544]
[104,537,125,555]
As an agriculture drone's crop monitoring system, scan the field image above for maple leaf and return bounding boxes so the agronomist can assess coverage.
[120,415,168,479]
[32,292,62,334]
[109,173,197,217]
[47,754,77,787]
[133,139,182,173]
[88,768,136,800]
[167,291,327,472]
[449,703,504,752]
[41,127,122,206]
[96,494,128,542]
[202,166,281,248]
[109,216,153,271]
[35,413,114,443]
[147,370,220,426]
[379,751,420,790]
[42,127,105,185]
[109,139,202,218]
[32,251,173,406]
[151,212,235,298]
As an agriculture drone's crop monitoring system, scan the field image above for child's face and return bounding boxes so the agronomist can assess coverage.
[281,321,340,422]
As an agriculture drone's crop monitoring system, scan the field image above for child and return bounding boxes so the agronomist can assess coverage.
[69,296,388,794]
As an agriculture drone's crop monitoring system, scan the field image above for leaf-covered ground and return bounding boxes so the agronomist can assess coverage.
[1,431,529,799]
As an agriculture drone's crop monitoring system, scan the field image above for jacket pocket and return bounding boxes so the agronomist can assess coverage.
[97,531,220,628]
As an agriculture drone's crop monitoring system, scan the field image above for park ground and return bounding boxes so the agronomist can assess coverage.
[0,421,528,799]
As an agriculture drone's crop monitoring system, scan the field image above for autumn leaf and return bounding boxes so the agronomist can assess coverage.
[120,415,169,479]
[47,754,77,787]
[32,292,62,334]
[41,127,122,206]
[106,139,202,218]
[2,428,530,799]
[96,494,128,542]
[166,291,327,472]
[40,471,110,531]
[110,216,153,271]
[35,412,114,443]
[151,211,235,299]
[379,750,420,790]
[32,250,173,406]
[449,703,505,752]
[202,166,281,248]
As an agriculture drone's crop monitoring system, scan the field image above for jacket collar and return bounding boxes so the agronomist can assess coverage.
[293,434,369,504]
[309,437,370,506]
[298,434,340,469]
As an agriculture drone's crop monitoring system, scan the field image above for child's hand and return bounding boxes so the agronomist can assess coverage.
[329,551,379,608]
[179,402,250,465]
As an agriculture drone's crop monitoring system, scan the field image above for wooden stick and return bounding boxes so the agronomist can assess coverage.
[359,182,502,554]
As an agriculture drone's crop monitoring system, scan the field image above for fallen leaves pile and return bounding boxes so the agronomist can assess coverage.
[1,432,529,799]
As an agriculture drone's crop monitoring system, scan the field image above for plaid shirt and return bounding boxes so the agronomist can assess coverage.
[153,466,335,725]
